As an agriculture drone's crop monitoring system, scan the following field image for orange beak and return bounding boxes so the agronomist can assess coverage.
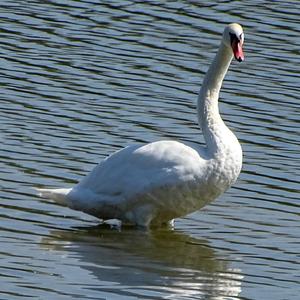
[232,39,244,62]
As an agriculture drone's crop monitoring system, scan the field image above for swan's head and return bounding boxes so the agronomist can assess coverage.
[223,23,244,62]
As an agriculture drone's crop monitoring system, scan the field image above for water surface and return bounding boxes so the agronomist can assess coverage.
[1,1,299,299]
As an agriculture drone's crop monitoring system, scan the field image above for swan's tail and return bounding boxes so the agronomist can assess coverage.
[35,188,71,206]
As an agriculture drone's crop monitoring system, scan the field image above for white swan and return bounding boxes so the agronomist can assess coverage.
[37,23,244,228]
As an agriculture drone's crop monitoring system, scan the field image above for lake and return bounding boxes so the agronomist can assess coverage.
[0,1,299,299]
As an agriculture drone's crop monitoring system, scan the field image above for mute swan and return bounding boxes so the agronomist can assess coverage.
[37,23,244,228]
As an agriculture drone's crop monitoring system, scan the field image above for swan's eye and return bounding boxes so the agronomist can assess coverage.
[229,32,239,43]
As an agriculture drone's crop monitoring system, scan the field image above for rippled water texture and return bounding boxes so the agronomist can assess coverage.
[1,1,299,299]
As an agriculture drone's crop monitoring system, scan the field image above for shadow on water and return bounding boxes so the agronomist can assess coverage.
[41,226,243,299]
[2,0,299,299]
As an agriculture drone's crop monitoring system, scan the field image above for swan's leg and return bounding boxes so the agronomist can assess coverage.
[103,219,122,230]
[132,204,155,228]
[159,219,174,229]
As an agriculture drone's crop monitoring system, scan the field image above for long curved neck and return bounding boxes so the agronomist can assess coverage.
[197,41,234,156]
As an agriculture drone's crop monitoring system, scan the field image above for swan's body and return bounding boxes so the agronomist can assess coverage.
[38,23,244,228]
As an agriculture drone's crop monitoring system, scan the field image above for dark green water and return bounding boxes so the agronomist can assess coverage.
[1,1,299,299]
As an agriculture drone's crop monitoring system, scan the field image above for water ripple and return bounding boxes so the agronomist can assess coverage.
[1,1,299,299]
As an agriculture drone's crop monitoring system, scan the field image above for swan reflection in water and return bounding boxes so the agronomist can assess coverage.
[41,226,243,299]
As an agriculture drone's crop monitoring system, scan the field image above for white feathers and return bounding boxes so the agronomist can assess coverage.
[36,188,71,205]
[37,24,244,228]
